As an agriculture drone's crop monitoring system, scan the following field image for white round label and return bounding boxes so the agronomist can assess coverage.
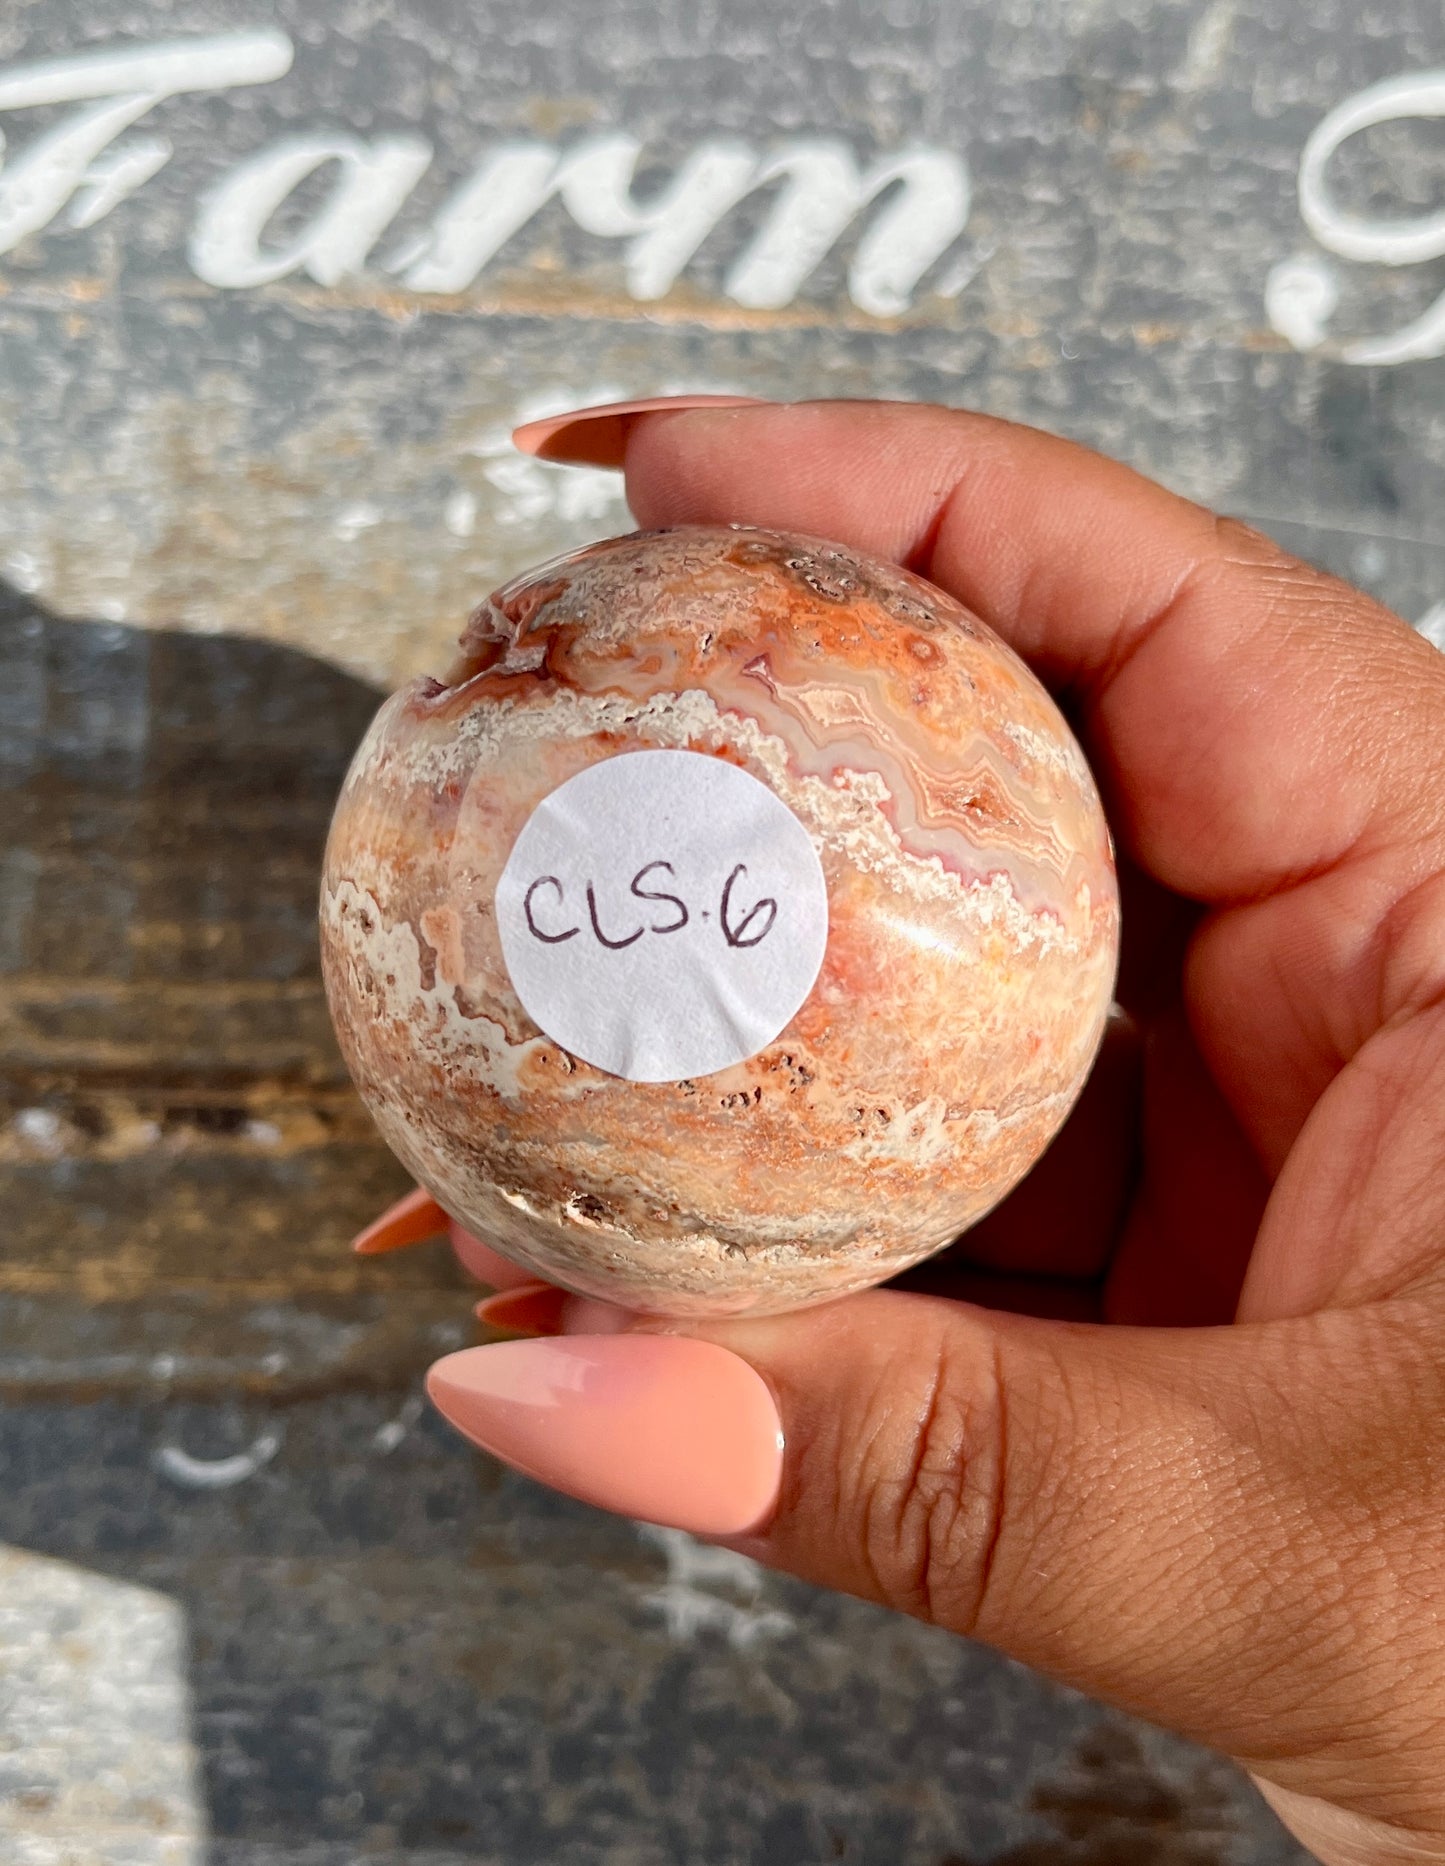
[495,749,829,1083]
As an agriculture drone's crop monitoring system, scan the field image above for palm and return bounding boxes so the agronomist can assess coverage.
[905,758,1436,1337]
[610,403,1445,1353]
[375,398,1445,1862]
[434,395,1445,1863]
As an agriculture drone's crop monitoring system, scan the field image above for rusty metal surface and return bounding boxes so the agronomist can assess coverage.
[1,0,1440,1856]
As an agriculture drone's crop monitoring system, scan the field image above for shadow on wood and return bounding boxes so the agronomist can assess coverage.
[0,585,472,1398]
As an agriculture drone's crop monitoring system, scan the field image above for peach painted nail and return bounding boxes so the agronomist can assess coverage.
[475,1282,566,1335]
[426,1336,784,1536]
[511,394,766,468]
[351,1186,448,1255]
[475,1284,637,1336]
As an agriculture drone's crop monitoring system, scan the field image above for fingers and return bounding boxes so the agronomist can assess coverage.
[688,1296,1238,1705]
[448,1223,538,1290]
[624,399,1443,904]
[615,399,1445,1164]
[348,1187,539,1289]
[350,1186,448,1254]
[512,393,763,464]
[1244,995,1445,1319]
[692,1293,1445,1847]
[1250,1781,1445,1866]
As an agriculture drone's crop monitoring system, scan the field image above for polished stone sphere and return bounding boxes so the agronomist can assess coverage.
[321,526,1119,1317]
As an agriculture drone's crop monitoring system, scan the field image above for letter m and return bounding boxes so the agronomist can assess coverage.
[722,140,970,315]
[399,133,969,317]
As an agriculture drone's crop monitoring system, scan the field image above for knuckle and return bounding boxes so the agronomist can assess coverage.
[848,1321,1007,1631]
[1212,514,1392,635]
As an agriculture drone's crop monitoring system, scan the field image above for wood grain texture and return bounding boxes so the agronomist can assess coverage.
[0,592,470,1390]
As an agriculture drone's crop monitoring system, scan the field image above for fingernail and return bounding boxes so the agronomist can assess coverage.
[447,1223,538,1290]
[426,1336,784,1536]
[511,394,767,468]
[475,1283,637,1336]
[351,1187,448,1255]
[475,1282,566,1335]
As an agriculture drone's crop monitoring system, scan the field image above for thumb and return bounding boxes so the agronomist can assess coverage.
[693,1290,1445,1851]
[429,1284,1434,1833]
[684,1291,1299,1742]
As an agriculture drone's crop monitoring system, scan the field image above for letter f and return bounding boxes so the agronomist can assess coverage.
[0,30,292,257]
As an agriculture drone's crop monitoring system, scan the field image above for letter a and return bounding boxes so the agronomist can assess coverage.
[190,131,432,288]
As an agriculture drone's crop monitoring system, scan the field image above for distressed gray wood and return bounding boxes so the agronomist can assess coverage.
[0,1546,202,1865]
[0,0,1441,685]
[2,1395,1312,1864]
[3,0,1438,1856]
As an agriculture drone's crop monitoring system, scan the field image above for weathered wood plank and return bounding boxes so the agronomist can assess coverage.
[0,597,464,1369]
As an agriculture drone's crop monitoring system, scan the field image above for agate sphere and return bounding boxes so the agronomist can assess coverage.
[320,526,1119,1317]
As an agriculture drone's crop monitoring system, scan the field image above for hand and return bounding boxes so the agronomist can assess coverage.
[380,399,1445,1864]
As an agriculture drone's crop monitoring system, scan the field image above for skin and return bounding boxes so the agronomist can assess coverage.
[445,401,1445,1864]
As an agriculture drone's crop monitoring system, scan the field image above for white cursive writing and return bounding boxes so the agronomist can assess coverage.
[0,30,971,316]
[7,31,1436,357]
[0,32,293,255]
[1267,68,1445,365]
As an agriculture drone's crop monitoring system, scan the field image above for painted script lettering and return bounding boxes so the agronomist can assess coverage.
[1267,67,1445,364]
[0,31,970,315]
[4,33,1440,359]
